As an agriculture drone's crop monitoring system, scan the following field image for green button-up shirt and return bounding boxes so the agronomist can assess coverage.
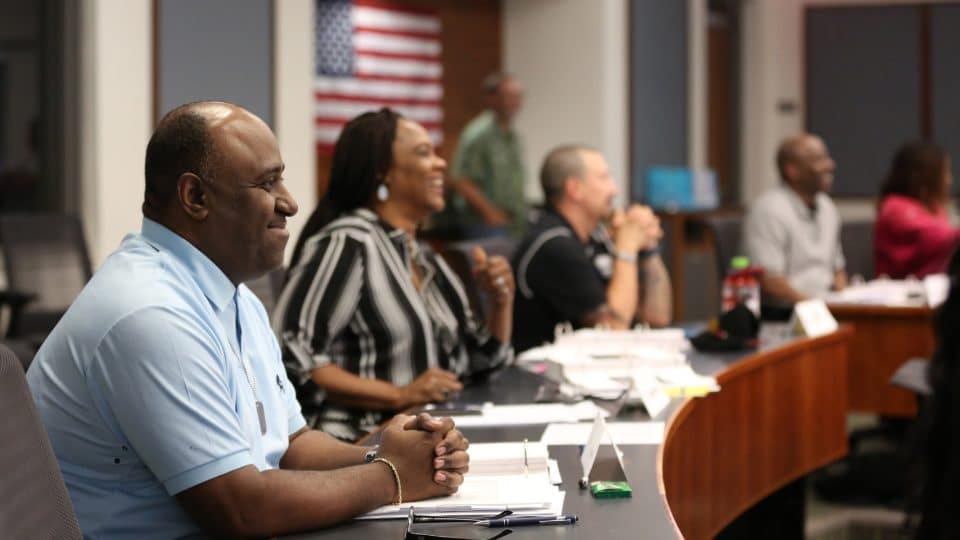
[451,110,527,237]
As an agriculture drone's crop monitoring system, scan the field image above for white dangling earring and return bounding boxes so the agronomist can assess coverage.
[376,183,389,202]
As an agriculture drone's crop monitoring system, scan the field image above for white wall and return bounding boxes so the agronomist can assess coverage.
[77,0,317,266]
[503,0,628,205]
[738,0,804,206]
[79,0,152,266]
[274,0,317,262]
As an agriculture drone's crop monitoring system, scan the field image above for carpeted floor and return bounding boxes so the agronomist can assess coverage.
[805,413,916,540]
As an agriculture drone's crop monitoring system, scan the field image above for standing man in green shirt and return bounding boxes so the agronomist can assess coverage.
[449,72,528,238]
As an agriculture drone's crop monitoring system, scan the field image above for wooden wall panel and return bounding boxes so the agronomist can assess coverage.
[314,0,501,202]
[829,304,935,417]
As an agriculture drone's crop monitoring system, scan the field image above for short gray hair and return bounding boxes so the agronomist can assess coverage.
[540,144,597,206]
[482,72,513,95]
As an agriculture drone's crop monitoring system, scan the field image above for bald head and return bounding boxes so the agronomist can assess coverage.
[143,101,245,216]
[142,101,295,285]
[775,133,836,198]
[776,134,826,179]
[776,135,806,180]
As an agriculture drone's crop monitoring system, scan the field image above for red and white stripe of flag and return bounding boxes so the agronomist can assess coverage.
[315,0,443,154]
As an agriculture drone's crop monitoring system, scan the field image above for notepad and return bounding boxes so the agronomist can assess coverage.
[357,442,565,520]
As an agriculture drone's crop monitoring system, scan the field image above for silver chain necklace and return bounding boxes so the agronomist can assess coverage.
[226,322,266,436]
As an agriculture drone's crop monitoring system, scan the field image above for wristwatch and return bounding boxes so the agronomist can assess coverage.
[638,248,659,260]
[364,445,379,463]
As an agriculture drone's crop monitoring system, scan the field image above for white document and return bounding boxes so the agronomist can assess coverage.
[540,421,666,446]
[450,401,606,428]
[467,441,549,476]
[638,364,720,398]
[516,327,690,369]
[562,371,630,400]
[630,371,672,416]
[823,278,928,307]
[554,327,690,353]
[548,459,563,485]
[924,274,949,308]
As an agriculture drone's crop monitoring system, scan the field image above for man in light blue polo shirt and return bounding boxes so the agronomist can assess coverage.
[26,102,470,538]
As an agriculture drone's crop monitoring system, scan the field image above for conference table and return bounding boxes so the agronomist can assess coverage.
[286,325,852,540]
[827,303,935,417]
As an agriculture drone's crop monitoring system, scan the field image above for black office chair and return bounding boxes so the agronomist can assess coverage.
[439,236,518,319]
[0,213,92,346]
[244,267,286,316]
[0,343,82,538]
[840,219,875,280]
[2,339,37,371]
[697,213,744,287]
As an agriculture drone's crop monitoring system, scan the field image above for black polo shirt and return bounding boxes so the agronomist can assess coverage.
[511,210,615,352]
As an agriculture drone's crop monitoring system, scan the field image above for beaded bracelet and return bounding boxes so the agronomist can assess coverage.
[372,457,402,505]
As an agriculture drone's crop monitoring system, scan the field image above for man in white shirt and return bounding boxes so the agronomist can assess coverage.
[743,133,847,314]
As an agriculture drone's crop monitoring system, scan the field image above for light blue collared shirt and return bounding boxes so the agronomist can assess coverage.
[27,218,306,539]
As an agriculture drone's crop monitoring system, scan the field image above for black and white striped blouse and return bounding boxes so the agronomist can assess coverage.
[272,208,511,441]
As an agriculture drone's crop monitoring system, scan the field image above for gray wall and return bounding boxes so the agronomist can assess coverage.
[806,6,921,197]
[629,0,688,202]
[932,4,960,190]
[157,0,273,125]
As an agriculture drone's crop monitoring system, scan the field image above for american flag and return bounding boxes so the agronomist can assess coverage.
[314,0,443,154]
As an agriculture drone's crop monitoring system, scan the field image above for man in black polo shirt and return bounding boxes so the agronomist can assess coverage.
[512,144,672,352]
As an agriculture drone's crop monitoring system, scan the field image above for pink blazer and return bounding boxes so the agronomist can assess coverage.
[874,194,960,278]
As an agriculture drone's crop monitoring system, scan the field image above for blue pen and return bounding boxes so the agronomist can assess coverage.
[474,515,579,527]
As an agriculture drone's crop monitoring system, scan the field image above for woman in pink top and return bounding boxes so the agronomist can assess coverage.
[875,141,958,278]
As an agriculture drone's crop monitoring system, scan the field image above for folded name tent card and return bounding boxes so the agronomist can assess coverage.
[578,413,631,497]
[791,298,838,338]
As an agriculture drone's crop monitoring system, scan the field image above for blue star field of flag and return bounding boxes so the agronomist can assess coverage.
[315,0,353,77]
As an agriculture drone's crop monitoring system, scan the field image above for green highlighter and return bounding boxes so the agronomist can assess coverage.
[589,480,633,499]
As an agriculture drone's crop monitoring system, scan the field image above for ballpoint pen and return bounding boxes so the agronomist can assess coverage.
[522,438,529,477]
[474,515,579,527]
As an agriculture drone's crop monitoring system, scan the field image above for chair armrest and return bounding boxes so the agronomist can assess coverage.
[0,289,37,338]
[0,289,36,309]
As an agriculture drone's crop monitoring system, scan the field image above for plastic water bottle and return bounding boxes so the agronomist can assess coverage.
[729,256,761,318]
[721,258,739,313]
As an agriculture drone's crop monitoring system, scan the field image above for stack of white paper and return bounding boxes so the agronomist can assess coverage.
[450,401,607,428]
[554,327,690,353]
[467,441,550,476]
[518,343,685,370]
[540,421,666,446]
[823,277,931,307]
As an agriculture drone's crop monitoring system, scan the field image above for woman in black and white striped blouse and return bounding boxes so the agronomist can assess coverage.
[272,109,514,442]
